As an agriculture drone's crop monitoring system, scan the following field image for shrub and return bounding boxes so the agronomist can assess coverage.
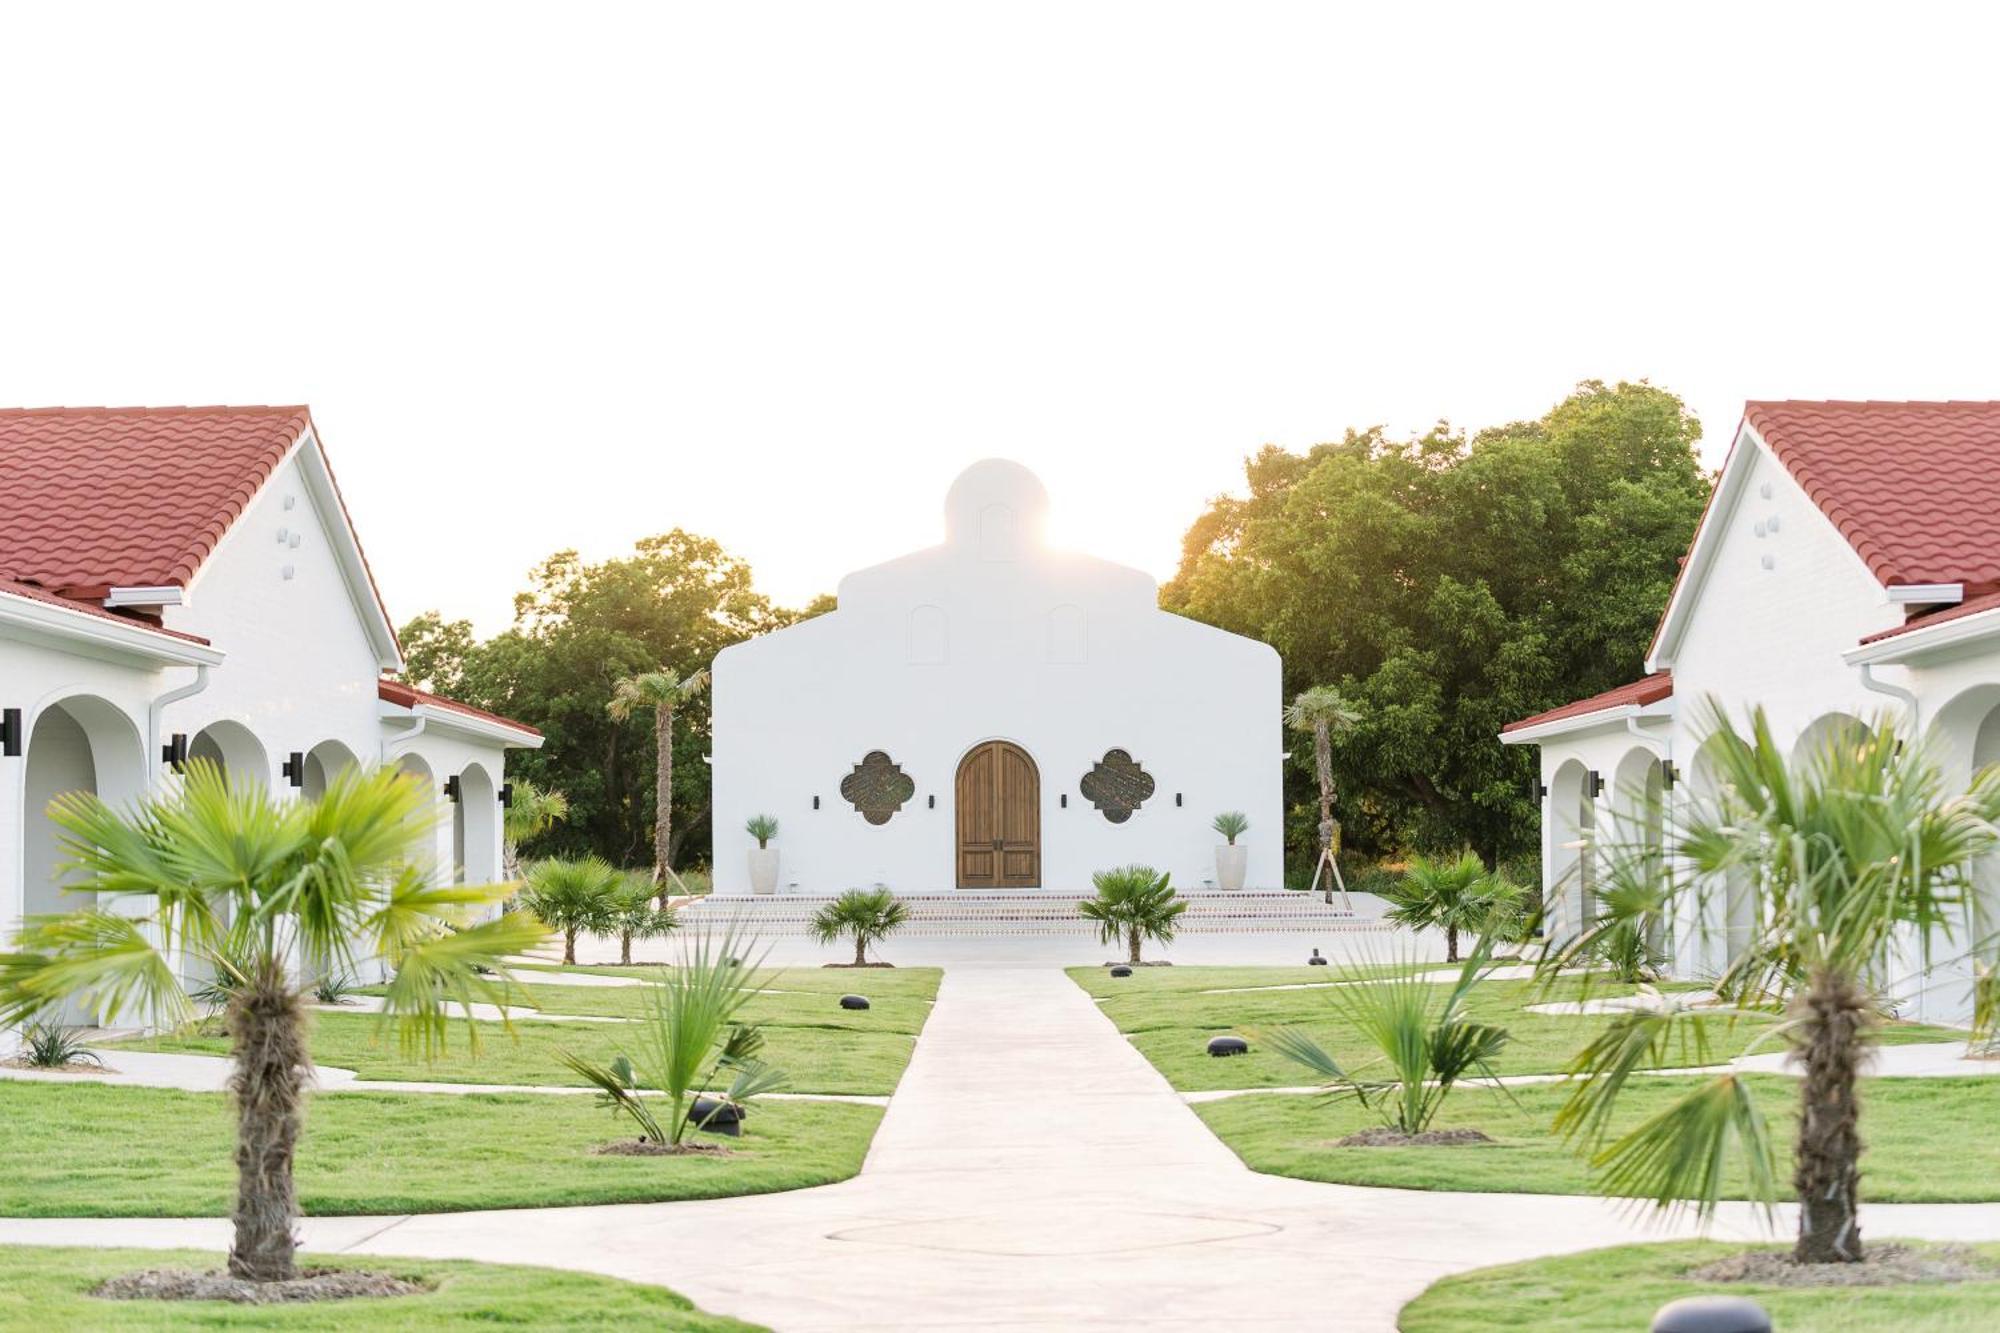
[609,871,679,965]
[519,857,622,965]
[745,815,779,849]
[17,1022,102,1069]
[1078,865,1186,965]
[1212,811,1249,844]
[1381,853,1525,963]
[810,889,910,966]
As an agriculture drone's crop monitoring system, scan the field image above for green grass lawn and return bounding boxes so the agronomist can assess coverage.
[0,1081,880,1217]
[1065,961,1430,999]
[1075,967,1966,1091]
[112,966,938,1095]
[1399,1240,2000,1332]
[1194,1075,2000,1202]
[0,1245,759,1331]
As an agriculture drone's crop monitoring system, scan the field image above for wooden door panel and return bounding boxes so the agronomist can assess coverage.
[956,741,1040,888]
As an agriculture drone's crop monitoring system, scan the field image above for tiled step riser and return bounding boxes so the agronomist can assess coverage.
[670,890,1374,937]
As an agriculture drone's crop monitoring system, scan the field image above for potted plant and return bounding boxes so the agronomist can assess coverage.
[746,814,780,895]
[1212,811,1250,891]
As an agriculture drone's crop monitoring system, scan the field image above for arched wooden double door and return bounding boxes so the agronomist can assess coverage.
[955,741,1040,888]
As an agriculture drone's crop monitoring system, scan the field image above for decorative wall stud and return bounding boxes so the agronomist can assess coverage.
[281,752,304,788]
[1080,749,1155,823]
[162,732,189,772]
[839,750,916,825]
[1,707,21,757]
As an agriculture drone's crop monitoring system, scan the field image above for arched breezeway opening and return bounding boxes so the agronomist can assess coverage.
[21,695,146,1025]
[1610,744,1669,961]
[1546,759,1594,943]
[189,720,270,792]
[393,752,442,874]
[1789,711,1872,770]
[301,739,360,802]
[453,762,499,887]
[1920,686,2000,1018]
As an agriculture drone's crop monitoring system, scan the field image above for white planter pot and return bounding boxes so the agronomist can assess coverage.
[748,847,780,895]
[1215,844,1248,891]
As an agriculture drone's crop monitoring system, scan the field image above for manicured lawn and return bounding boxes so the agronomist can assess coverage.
[0,1081,880,1217]
[0,1245,760,1330]
[1065,961,1431,999]
[1399,1239,2000,1332]
[1195,1075,2000,1202]
[114,967,937,1095]
[509,963,944,1003]
[1077,968,1965,1091]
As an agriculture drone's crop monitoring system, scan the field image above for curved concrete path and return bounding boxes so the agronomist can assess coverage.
[6,969,2000,1331]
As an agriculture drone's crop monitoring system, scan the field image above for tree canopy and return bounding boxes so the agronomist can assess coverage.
[400,530,817,871]
[1162,380,1709,872]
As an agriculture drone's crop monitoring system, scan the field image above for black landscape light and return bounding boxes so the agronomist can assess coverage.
[1207,1035,1249,1057]
[840,994,870,1010]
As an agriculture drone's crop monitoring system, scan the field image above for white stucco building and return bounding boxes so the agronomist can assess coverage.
[1503,400,2000,1023]
[710,460,1282,895]
[1,407,540,1018]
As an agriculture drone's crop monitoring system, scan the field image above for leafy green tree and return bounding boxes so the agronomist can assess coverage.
[1546,707,2000,1264]
[398,531,804,873]
[608,667,710,902]
[519,856,621,964]
[810,888,910,966]
[0,761,543,1283]
[1164,381,1708,870]
[1079,865,1187,965]
[1381,852,1524,963]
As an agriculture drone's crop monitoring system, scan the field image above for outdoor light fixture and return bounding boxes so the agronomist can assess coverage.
[1060,793,1068,808]
[1175,792,1183,807]
[1587,770,1604,798]
[1527,777,1547,801]
[1660,758,1679,790]
[444,774,461,802]
[281,752,304,788]
[0,708,20,758]
[161,732,189,772]
[499,783,513,808]
[812,795,820,810]
[927,794,935,809]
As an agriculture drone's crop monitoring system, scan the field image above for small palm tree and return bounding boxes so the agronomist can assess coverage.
[609,870,679,966]
[519,856,621,965]
[1213,811,1249,844]
[1079,865,1187,965]
[1284,685,1363,902]
[810,888,910,967]
[563,929,786,1147]
[1546,704,2000,1265]
[1381,853,1524,963]
[1264,947,1511,1137]
[502,779,570,882]
[607,667,711,904]
[0,761,543,1283]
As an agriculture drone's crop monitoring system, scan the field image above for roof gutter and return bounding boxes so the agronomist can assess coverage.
[104,586,187,609]
[148,664,212,778]
[1857,662,1919,732]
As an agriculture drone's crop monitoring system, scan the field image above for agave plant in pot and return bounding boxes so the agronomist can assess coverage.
[746,814,780,895]
[1212,811,1250,890]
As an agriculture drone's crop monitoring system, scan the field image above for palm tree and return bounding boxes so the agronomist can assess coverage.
[810,888,910,967]
[1284,685,1362,903]
[1547,705,2000,1264]
[607,667,711,906]
[1381,853,1524,963]
[502,779,569,882]
[0,761,544,1284]
[519,856,622,965]
[609,869,679,966]
[1079,865,1187,965]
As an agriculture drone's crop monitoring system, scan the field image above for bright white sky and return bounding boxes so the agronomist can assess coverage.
[5,4,2000,636]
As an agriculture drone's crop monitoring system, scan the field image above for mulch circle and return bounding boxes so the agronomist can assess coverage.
[0,1059,112,1075]
[1688,1244,2000,1288]
[1332,1127,1496,1148]
[92,1267,429,1305]
[591,1138,735,1157]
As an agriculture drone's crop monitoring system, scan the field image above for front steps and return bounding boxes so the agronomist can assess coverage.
[672,889,1381,938]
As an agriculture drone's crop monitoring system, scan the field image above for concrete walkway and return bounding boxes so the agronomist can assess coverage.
[7,968,2000,1330]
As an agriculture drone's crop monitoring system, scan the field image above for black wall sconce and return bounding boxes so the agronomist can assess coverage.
[1,707,21,758]
[812,795,820,810]
[1660,758,1680,791]
[499,783,513,807]
[1174,792,1183,807]
[1587,770,1604,798]
[927,794,935,809]
[444,774,461,803]
[162,732,189,772]
[1060,793,1068,808]
[281,751,304,788]
[1527,777,1547,801]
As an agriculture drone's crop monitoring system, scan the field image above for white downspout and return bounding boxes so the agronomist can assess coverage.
[1858,663,1920,733]
[147,665,211,782]
[382,714,427,761]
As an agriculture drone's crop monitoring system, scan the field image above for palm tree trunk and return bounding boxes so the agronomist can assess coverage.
[655,705,674,909]
[621,931,634,966]
[1793,966,1868,1263]
[564,927,578,966]
[1128,927,1142,965]
[1313,723,1335,830]
[855,934,868,967]
[227,964,307,1283]
[1446,923,1460,964]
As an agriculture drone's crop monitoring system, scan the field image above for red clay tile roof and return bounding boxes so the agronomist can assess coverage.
[1858,588,2000,646]
[1745,400,2000,590]
[0,406,311,593]
[379,678,542,739]
[1504,672,1672,733]
[0,578,214,646]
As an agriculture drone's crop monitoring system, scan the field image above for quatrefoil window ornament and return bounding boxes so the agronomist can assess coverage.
[1079,749,1154,824]
[839,750,916,825]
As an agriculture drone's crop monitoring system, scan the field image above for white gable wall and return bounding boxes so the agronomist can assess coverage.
[711,461,1283,895]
